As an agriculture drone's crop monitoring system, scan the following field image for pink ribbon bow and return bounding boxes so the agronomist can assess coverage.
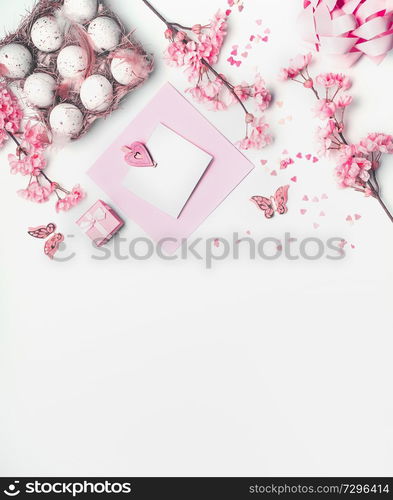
[299,0,393,66]
[79,207,107,235]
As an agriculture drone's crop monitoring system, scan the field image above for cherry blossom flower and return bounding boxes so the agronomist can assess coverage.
[336,156,372,189]
[237,115,271,150]
[0,84,23,148]
[314,99,336,119]
[336,94,353,108]
[316,73,337,88]
[8,150,46,176]
[18,182,55,204]
[279,53,312,80]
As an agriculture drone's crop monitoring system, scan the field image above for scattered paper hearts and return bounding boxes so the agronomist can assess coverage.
[290,176,297,183]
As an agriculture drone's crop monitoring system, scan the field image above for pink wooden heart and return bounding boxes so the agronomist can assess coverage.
[122,142,156,168]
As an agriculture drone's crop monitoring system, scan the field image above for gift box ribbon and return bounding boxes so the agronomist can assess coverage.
[79,207,108,239]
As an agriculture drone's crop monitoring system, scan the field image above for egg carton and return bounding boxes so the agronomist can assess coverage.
[0,0,154,140]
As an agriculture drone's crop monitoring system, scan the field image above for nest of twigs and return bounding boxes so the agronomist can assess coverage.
[0,0,154,140]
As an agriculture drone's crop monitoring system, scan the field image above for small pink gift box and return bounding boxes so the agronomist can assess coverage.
[76,200,124,247]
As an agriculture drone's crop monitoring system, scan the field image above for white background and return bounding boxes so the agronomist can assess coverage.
[1,0,392,477]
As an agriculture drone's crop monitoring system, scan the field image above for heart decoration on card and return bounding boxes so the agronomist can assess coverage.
[122,142,157,168]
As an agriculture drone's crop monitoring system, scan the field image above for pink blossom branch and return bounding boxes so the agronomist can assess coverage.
[141,0,250,116]
[282,57,393,224]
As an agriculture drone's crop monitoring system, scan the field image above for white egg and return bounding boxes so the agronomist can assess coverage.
[110,50,136,85]
[50,103,84,136]
[24,73,56,108]
[57,45,88,79]
[88,16,121,52]
[80,74,113,112]
[31,16,64,53]
[0,43,33,79]
[63,0,98,24]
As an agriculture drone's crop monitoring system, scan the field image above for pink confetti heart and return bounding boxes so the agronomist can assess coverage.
[351,244,355,249]
[238,5,244,12]
[260,159,267,166]
[346,215,353,222]
[321,193,328,200]
[250,35,255,41]
[291,176,297,183]
[231,48,238,56]
[313,223,320,229]
[302,195,309,201]
[241,51,249,58]
[270,170,277,176]
[305,154,312,160]
[312,196,319,203]
[296,152,303,159]
[319,211,325,217]
[264,28,271,34]
[256,19,262,25]
[354,214,362,220]
[214,239,220,248]
[313,156,319,163]
[282,149,289,155]
[300,209,307,215]
[226,9,232,16]
[262,36,269,42]
[246,43,252,50]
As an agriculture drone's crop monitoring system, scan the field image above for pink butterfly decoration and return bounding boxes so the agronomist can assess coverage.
[122,142,157,168]
[28,223,64,260]
[250,185,289,219]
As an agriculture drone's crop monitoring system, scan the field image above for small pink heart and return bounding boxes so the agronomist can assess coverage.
[313,223,320,229]
[354,214,362,220]
[214,239,220,248]
[296,152,303,159]
[250,35,255,41]
[312,197,319,203]
[300,209,307,215]
[313,156,319,163]
[346,215,353,222]
[260,159,268,165]
[282,149,289,155]
[241,51,248,58]
[264,28,271,34]
[305,154,312,160]
[302,195,309,201]
[238,5,244,11]
[291,176,297,183]
[351,244,355,249]
[246,43,252,50]
[256,19,262,25]
[123,142,156,168]
[321,193,328,200]
[231,48,238,56]
[319,211,325,217]
[226,9,232,16]
[270,170,277,176]
[262,36,269,42]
